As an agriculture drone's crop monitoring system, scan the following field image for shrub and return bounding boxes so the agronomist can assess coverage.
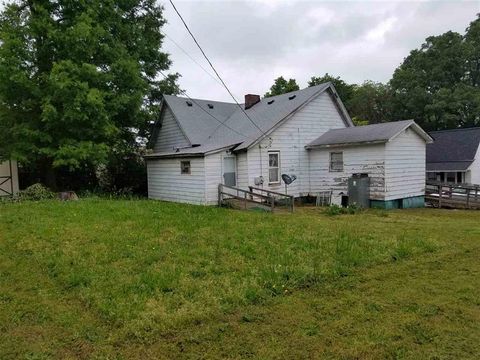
[19,183,55,201]
[325,204,363,216]
[325,204,343,216]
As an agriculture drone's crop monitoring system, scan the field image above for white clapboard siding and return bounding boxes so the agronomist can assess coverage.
[204,152,224,205]
[147,157,205,204]
[384,129,426,200]
[236,152,249,189]
[0,160,19,196]
[468,145,480,185]
[309,144,386,200]
[247,91,348,197]
[153,105,190,153]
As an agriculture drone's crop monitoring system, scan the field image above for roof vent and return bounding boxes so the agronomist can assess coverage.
[288,95,296,100]
[267,99,275,105]
[186,101,193,106]
[207,103,214,109]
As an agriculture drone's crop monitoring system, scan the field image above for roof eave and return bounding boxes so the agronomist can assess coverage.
[306,139,388,149]
[388,120,433,143]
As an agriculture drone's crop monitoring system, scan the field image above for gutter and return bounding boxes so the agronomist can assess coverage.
[305,139,388,150]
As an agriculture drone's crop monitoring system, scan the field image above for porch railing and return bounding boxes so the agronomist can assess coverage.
[425,181,480,209]
[218,184,294,212]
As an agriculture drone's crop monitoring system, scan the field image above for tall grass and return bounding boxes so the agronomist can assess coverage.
[0,199,443,344]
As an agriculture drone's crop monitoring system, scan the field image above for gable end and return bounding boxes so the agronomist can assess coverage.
[151,103,191,153]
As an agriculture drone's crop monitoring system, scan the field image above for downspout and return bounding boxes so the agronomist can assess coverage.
[259,144,263,189]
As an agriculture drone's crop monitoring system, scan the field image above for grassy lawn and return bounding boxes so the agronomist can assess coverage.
[0,199,479,359]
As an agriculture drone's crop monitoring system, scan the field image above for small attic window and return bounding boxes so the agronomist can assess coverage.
[186,101,193,106]
[288,95,296,100]
[208,103,214,109]
[267,100,275,105]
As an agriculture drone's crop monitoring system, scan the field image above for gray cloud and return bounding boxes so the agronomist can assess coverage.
[161,0,480,101]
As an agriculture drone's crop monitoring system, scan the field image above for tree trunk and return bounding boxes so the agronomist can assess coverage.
[42,159,57,191]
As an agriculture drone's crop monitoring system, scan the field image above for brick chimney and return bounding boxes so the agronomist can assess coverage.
[245,94,261,110]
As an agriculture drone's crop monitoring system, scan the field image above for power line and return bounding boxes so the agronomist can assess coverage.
[161,31,223,87]
[168,0,270,139]
[158,71,257,142]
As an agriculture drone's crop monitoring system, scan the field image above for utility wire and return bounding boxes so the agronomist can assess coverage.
[168,0,270,139]
[161,31,223,87]
[159,71,257,141]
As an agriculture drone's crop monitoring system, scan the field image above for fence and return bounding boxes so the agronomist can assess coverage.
[425,181,480,209]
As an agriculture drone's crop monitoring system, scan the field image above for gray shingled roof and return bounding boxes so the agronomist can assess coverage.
[162,95,238,145]
[306,120,431,148]
[148,83,353,157]
[426,127,480,171]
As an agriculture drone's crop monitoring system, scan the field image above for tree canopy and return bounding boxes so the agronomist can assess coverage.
[0,0,179,188]
[264,76,299,97]
[390,15,480,130]
[308,73,356,105]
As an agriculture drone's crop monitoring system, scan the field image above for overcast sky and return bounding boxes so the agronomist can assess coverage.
[161,0,480,102]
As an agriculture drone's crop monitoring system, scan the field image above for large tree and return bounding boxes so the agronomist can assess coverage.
[308,73,356,105]
[264,76,299,97]
[347,81,394,125]
[390,15,480,130]
[0,0,179,188]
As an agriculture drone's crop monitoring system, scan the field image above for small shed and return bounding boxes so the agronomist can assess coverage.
[0,160,19,197]
[306,120,433,209]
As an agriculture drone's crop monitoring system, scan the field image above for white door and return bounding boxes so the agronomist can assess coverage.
[223,156,236,187]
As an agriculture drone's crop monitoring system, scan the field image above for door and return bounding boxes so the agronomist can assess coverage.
[223,156,236,187]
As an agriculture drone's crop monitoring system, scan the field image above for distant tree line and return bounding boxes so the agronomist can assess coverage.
[264,14,480,131]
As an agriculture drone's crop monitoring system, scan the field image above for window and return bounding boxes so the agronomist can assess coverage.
[180,161,191,174]
[268,151,280,184]
[330,152,343,172]
[446,172,456,183]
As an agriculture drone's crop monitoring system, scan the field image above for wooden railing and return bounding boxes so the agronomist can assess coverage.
[218,184,294,212]
[425,181,480,209]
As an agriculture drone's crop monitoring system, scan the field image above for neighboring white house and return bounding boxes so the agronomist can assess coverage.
[426,127,480,185]
[0,160,19,196]
[146,83,432,209]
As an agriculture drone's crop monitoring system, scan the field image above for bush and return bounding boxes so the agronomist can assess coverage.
[19,183,55,201]
[325,204,363,216]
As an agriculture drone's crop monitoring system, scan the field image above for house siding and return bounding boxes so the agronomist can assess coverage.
[0,160,19,196]
[237,152,248,189]
[385,129,426,201]
[246,92,348,197]
[153,105,190,153]
[467,144,480,185]
[205,152,223,205]
[147,157,205,204]
[308,144,386,200]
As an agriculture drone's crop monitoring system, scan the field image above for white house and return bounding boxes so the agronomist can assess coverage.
[146,83,432,209]
[0,159,19,196]
[426,127,480,185]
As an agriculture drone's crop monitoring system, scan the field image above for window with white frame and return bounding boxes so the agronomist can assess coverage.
[329,152,343,172]
[180,160,191,174]
[268,151,280,184]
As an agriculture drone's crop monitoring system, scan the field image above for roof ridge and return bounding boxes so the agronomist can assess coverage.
[429,127,480,134]
[164,94,236,105]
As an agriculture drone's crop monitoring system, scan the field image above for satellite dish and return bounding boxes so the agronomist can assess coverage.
[282,174,297,185]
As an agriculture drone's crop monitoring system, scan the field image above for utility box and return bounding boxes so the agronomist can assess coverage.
[348,174,370,208]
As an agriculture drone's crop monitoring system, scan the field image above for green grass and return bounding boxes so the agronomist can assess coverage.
[0,199,479,359]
